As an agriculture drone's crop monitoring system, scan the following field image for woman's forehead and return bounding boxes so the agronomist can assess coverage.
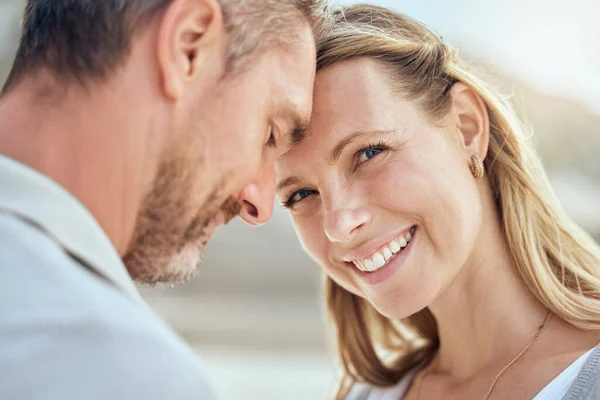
[312,58,394,114]
[302,66,392,144]
[276,58,425,180]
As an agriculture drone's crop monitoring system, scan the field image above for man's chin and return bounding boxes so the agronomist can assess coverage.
[124,196,240,285]
[124,242,206,286]
[163,243,206,283]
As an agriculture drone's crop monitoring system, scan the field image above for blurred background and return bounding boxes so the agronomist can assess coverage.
[1,0,599,399]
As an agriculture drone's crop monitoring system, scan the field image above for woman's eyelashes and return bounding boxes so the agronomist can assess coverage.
[282,189,317,209]
[282,142,390,209]
[355,141,388,165]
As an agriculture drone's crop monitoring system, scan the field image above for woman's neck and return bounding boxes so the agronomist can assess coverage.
[427,216,548,379]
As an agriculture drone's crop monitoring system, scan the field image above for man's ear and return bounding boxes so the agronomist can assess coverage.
[449,82,490,160]
[156,0,226,100]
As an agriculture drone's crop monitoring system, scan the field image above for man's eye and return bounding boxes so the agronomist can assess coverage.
[358,147,384,163]
[267,127,277,148]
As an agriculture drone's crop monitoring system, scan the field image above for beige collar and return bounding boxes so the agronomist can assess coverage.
[0,154,142,302]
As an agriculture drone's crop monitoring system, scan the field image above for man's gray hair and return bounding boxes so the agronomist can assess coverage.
[2,0,327,93]
[220,0,327,71]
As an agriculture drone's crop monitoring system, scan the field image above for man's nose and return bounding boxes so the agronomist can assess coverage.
[238,165,276,227]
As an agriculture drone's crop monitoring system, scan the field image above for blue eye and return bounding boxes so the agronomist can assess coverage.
[358,147,383,163]
[284,189,316,208]
[292,189,315,202]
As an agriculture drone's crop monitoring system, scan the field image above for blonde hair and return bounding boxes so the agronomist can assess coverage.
[316,5,600,399]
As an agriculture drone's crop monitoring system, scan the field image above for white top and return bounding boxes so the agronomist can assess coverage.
[534,347,594,399]
[348,348,595,400]
[0,155,214,400]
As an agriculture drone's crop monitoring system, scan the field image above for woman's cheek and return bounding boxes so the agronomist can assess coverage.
[293,213,327,264]
[294,212,359,293]
[368,160,428,209]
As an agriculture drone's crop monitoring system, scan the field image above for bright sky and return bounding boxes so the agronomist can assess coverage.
[339,0,600,112]
[0,3,18,56]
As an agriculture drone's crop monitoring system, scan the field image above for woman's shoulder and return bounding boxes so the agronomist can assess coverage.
[345,369,419,400]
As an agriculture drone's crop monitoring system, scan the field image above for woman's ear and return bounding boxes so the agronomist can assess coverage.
[449,82,490,160]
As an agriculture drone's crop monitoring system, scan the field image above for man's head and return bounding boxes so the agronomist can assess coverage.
[2,0,322,284]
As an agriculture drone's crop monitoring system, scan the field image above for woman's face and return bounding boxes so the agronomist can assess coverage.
[276,58,486,319]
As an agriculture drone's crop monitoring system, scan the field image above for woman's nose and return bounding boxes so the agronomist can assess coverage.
[324,205,372,243]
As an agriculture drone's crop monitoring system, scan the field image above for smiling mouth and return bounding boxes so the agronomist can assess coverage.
[350,226,417,273]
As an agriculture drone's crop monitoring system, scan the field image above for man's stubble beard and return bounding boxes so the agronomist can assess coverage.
[122,148,241,286]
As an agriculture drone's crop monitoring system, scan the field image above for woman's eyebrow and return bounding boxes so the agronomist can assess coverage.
[276,176,302,194]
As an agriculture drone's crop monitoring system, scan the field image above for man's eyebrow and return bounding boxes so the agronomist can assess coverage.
[276,176,302,193]
[328,130,394,165]
[277,97,310,149]
[289,119,309,147]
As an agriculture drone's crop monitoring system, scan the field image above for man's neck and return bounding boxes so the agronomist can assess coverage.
[0,79,146,255]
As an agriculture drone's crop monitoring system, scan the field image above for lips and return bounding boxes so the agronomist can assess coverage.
[342,226,416,273]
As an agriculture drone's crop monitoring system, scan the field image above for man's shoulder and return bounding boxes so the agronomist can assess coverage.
[0,213,214,399]
[0,211,126,310]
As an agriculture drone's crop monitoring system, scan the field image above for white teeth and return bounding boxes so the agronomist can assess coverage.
[372,253,385,269]
[389,240,401,253]
[353,228,415,273]
[399,237,408,248]
[383,247,393,260]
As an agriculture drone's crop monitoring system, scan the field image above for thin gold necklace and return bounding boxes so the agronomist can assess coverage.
[414,311,552,400]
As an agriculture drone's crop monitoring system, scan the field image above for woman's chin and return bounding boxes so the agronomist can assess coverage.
[365,284,438,320]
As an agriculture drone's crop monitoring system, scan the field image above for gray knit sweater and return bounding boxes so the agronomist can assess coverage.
[563,344,600,400]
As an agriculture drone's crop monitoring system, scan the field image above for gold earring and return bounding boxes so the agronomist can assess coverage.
[470,155,484,179]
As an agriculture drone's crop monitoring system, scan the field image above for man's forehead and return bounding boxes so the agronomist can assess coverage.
[276,31,316,109]
[270,33,315,150]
